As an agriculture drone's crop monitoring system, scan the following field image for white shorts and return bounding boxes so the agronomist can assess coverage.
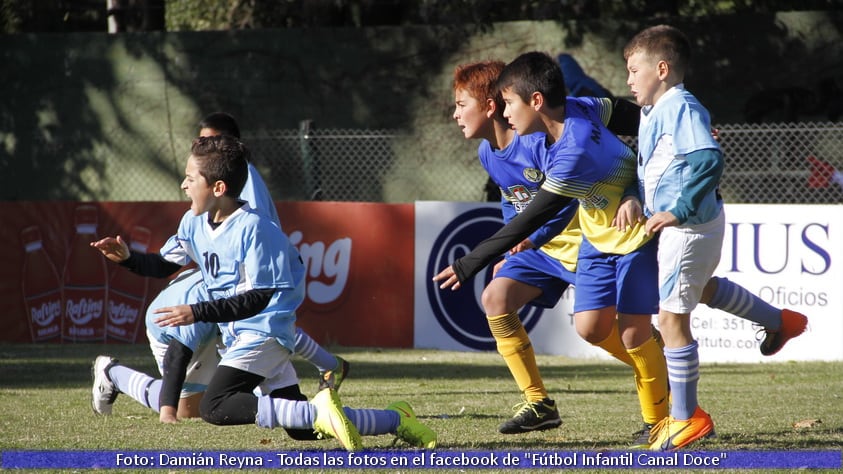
[148,329,220,398]
[219,332,299,395]
[657,209,725,314]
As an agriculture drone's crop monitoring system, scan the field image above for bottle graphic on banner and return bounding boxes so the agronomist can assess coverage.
[21,226,63,342]
[106,226,150,343]
[62,205,108,342]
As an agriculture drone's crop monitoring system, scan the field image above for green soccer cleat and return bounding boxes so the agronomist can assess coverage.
[311,387,362,452]
[387,401,437,449]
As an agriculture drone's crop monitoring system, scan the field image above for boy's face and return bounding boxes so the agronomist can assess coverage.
[181,155,216,216]
[453,88,490,140]
[626,51,661,107]
[501,87,539,135]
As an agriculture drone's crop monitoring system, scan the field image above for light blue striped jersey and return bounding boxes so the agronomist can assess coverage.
[638,85,722,225]
[160,204,305,351]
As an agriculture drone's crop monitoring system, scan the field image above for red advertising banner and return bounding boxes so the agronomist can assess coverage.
[1,201,414,348]
[279,201,414,348]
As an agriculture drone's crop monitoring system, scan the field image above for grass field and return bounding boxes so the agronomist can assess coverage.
[0,343,841,473]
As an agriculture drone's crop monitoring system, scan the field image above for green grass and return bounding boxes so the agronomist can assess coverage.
[0,344,841,473]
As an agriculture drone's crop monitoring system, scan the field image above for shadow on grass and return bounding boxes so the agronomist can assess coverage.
[0,343,158,389]
[715,426,843,450]
[0,343,632,391]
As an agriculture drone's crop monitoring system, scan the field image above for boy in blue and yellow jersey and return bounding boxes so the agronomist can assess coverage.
[453,61,662,441]
[620,25,807,450]
[437,52,669,445]
[454,61,573,435]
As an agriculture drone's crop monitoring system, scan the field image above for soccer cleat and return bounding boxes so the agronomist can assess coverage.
[319,356,350,392]
[91,356,120,415]
[387,401,437,449]
[648,406,715,451]
[630,423,654,449]
[311,387,362,452]
[498,398,562,434]
[760,309,808,356]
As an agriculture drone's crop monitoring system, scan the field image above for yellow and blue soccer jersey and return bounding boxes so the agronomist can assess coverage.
[478,133,581,272]
[540,96,652,255]
[160,204,305,351]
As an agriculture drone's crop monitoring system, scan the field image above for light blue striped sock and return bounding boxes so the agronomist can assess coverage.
[256,395,314,429]
[294,327,339,373]
[707,277,780,329]
[108,365,160,412]
[342,408,399,435]
[665,341,700,420]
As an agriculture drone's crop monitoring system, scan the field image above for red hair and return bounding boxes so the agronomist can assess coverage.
[453,61,506,117]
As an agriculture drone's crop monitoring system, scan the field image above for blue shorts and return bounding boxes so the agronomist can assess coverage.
[573,237,659,314]
[494,248,575,309]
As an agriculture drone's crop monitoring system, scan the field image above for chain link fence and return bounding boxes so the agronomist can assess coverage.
[83,121,843,204]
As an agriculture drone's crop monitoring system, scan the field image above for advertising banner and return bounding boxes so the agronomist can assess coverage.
[280,202,414,348]
[688,204,841,362]
[413,201,841,362]
[413,201,608,359]
[3,201,415,348]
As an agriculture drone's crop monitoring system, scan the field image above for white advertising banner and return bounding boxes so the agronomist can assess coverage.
[414,201,842,362]
[413,201,609,359]
[688,204,842,363]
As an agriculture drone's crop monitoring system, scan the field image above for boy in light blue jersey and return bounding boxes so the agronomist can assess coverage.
[90,113,348,426]
[92,135,435,451]
[620,25,807,451]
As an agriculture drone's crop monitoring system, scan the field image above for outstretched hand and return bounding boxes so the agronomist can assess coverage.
[90,235,130,263]
[433,265,461,291]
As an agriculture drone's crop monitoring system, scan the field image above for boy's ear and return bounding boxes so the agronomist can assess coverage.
[485,98,497,118]
[531,91,544,110]
[657,60,670,80]
[212,180,227,197]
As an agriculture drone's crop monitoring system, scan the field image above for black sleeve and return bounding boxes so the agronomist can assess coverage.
[451,189,576,282]
[119,251,183,278]
[159,339,193,409]
[606,98,641,137]
[190,288,275,323]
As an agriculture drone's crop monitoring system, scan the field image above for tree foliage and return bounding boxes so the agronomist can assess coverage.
[2,0,838,34]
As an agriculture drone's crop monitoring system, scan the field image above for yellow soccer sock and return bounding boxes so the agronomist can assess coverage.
[592,320,634,367]
[487,312,547,402]
[627,336,669,425]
